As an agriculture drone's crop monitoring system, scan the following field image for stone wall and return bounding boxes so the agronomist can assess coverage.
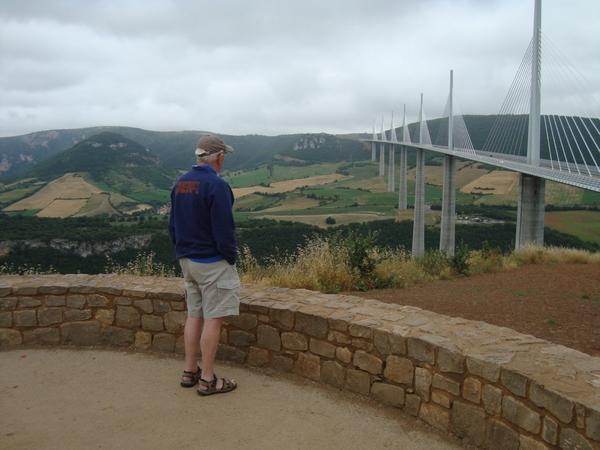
[1,274,599,450]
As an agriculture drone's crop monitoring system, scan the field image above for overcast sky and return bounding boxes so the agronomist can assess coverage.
[1,0,599,138]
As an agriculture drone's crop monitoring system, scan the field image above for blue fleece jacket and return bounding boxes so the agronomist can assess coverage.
[168,165,237,265]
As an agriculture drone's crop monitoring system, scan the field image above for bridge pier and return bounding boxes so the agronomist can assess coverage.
[440,154,456,255]
[412,148,425,257]
[398,146,407,210]
[516,174,545,249]
[388,145,395,192]
[379,142,385,176]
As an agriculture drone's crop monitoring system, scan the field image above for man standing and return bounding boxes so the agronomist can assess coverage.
[169,134,239,396]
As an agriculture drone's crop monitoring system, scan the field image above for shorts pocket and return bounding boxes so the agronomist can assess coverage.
[217,279,240,306]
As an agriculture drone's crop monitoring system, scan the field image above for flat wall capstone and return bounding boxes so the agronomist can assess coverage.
[1,274,599,449]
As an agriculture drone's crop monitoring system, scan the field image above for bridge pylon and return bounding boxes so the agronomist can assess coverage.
[516,0,545,250]
[440,71,457,256]
[412,94,426,257]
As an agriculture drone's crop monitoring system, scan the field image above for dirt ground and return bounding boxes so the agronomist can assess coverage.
[0,349,470,450]
[351,263,600,358]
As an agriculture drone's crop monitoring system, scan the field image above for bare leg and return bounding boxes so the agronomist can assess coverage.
[199,317,236,390]
[184,316,204,374]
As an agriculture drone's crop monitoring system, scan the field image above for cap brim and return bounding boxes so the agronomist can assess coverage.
[224,144,234,153]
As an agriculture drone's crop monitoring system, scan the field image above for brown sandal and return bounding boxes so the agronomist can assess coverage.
[181,366,201,388]
[197,375,237,396]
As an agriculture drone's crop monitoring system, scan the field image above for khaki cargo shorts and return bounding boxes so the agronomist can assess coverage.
[179,258,240,319]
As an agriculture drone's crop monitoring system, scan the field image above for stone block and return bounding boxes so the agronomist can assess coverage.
[335,347,353,364]
[407,337,435,364]
[576,403,586,429]
[270,307,294,331]
[351,338,373,351]
[519,435,551,450]
[501,368,528,398]
[484,419,519,450]
[463,377,482,404]
[328,330,351,344]
[371,383,404,408]
[419,403,450,431]
[153,300,170,313]
[175,336,185,354]
[272,355,294,373]
[0,298,17,310]
[13,286,37,296]
[64,309,92,322]
[102,327,135,346]
[227,313,258,330]
[44,295,67,306]
[373,328,405,355]
[172,301,185,311]
[95,309,115,325]
[405,394,421,417]
[14,310,37,327]
[467,355,501,382]
[0,329,22,346]
[135,331,152,350]
[483,384,502,415]
[348,322,373,339]
[61,322,101,346]
[152,333,175,352]
[116,306,140,328]
[321,361,345,389]
[542,416,558,445]
[248,347,269,367]
[0,312,12,327]
[0,286,11,297]
[346,369,370,395]
[295,312,328,338]
[383,355,414,384]
[87,294,109,307]
[134,299,153,313]
[415,367,432,402]
[310,339,336,358]
[141,315,164,332]
[432,390,452,408]
[20,297,42,308]
[586,407,600,441]
[281,332,308,351]
[38,307,63,326]
[294,352,321,381]
[328,316,349,332]
[164,312,186,333]
[502,396,541,434]
[40,284,68,295]
[438,345,465,374]
[115,296,132,306]
[432,373,460,396]
[23,328,59,345]
[451,401,487,447]
[530,381,574,424]
[559,428,593,450]
[257,325,281,351]
[229,330,256,347]
[353,350,382,375]
[66,295,86,309]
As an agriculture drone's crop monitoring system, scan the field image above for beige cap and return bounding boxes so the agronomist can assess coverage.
[194,134,234,157]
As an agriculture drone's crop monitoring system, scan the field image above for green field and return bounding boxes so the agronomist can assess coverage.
[545,211,600,244]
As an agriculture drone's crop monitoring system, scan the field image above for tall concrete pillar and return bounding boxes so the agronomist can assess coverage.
[412,148,425,257]
[516,174,545,250]
[440,154,456,255]
[388,145,395,192]
[379,142,385,176]
[398,146,407,210]
[371,143,377,161]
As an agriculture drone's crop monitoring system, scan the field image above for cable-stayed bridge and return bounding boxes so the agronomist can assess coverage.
[365,0,600,257]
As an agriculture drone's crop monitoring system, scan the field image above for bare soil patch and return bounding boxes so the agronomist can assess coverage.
[350,264,600,357]
[232,174,350,198]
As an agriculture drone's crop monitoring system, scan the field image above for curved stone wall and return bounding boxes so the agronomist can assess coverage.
[0,274,598,449]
